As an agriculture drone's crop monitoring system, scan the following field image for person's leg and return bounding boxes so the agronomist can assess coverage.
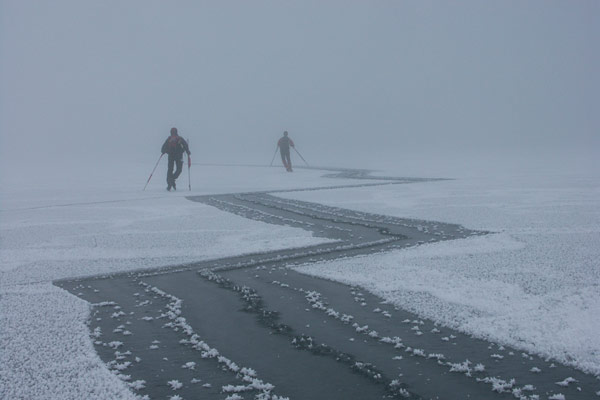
[167,155,175,189]
[172,159,183,189]
[173,159,183,179]
[280,150,289,169]
[282,150,291,171]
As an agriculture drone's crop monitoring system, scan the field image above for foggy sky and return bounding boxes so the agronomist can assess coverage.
[1,0,598,175]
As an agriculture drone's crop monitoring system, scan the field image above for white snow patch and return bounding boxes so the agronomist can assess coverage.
[286,174,600,375]
[0,284,137,399]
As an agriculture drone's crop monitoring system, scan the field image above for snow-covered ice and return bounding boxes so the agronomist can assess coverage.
[0,163,338,399]
[2,162,599,399]
[0,283,139,399]
[280,172,600,375]
[0,165,341,285]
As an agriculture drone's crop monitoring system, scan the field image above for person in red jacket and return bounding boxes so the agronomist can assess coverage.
[161,127,190,191]
[277,131,294,172]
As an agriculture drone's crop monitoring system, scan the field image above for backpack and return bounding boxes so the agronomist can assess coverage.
[167,136,181,150]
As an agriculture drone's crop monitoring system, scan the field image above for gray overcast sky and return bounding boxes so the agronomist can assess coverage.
[1,0,598,175]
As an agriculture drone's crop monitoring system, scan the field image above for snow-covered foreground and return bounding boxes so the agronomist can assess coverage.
[278,173,600,376]
[0,163,338,399]
[0,283,141,400]
[2,163,599,398]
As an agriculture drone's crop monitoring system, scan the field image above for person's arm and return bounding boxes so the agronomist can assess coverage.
[181,138,191,155]
[290,139,295,147]
[277,138,281,147]
[161,138,168,154]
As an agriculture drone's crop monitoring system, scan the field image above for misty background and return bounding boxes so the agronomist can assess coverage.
[1,0,598,178]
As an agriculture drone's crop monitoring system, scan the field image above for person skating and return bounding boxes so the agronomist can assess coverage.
[277,131,294,172]
[161,127,190,191]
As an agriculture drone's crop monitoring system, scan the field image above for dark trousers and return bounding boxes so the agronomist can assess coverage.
[167,155,183,187]
[280,148,292,170]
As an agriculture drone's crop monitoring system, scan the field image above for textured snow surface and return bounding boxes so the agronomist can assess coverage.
[0,163,336,399]
[0,196,330,285]
[282,173,600,375]
[0,165,340,286]
[0,283,138,400]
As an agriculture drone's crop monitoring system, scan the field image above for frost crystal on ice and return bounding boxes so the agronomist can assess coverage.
[548,394,566,400]
[555,377,577,387]
[168,380,183,390]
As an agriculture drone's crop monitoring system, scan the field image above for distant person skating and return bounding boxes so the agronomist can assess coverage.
[161,127,190,191]
[278,131,295,172]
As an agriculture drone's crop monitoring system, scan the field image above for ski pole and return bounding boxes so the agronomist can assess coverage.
[187,153,192,191]
[269,145,279,166]
[292,147,309,166]
[143,154,164,191]
[187,138,192,191]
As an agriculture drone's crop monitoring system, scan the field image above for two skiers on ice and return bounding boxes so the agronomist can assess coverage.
[278,131,295,172]
[161,127,190,191]
[156,128,297,192]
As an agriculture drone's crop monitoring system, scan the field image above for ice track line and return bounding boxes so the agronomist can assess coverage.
[57,168,599,400]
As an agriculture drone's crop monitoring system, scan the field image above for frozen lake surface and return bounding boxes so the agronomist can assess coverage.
[1,163,599,399]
